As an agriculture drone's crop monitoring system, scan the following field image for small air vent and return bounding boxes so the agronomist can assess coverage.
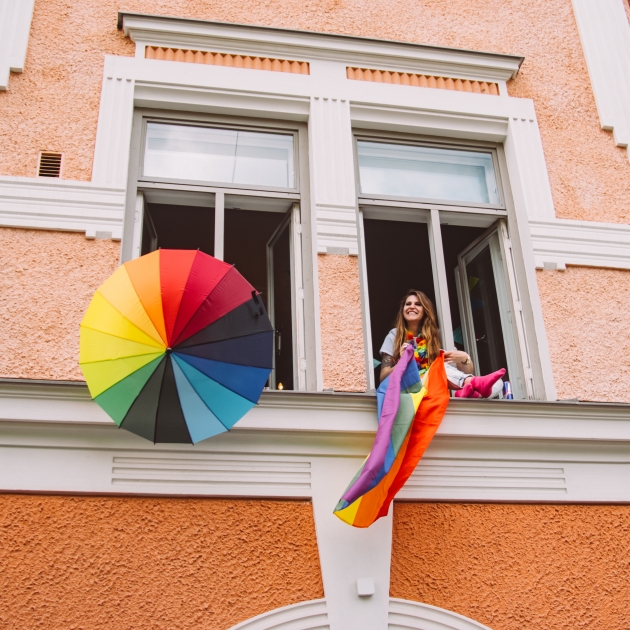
[38,152,62,178]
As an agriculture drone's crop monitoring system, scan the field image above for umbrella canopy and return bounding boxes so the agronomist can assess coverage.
[80,250,273,444]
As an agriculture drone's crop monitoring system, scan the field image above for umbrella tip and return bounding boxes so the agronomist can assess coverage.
[166,347,172,354]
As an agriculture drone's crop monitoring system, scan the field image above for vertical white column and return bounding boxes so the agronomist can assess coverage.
[92,58,136,187]
[214,191,225,260]
[428,209,454,351]
[310,456,392,630]
[309,97,359,255]
[0,0,35,90]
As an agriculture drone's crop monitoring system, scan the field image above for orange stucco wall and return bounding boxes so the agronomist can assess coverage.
[317,253,367,391]
[0,0,628,225]
[0,228,119,380]
[0,495,323,629]
[391,503,630,630]
[536,266,630,402]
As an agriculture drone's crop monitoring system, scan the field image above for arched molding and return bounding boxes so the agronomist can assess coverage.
[228,599,329,630]
[227,597,491,630]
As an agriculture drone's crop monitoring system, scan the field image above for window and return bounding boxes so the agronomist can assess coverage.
[357,135,533,399]
[126,115,312,391]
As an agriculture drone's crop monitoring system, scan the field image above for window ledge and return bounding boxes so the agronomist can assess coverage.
[1,377,629,443]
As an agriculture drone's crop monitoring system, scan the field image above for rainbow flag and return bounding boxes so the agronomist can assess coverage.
[334,345,450,528]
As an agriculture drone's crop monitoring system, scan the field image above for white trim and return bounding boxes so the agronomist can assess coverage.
[388,599,491,630]
[229,599,329,630]
[0,176,124,239]
[0,0,35,90]
[119,13,523,83]
[530,217,630,270]
[572,0,630,157]
[227,597,493,630]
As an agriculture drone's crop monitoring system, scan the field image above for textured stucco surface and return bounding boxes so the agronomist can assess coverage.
[0,0,629,223]
[0,495,323,630]
[391,503,630,630]
[536,266,630,402]
[0,228,119,380]
[317,253,367,391]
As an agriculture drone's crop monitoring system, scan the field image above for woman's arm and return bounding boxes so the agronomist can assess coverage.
[443,350,474,374]
[379,353,395,382]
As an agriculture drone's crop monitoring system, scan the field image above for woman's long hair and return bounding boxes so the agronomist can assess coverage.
[392,290,441,365]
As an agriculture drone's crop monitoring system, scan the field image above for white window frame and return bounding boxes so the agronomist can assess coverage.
[124,109,312,391]
[355,132,534,398]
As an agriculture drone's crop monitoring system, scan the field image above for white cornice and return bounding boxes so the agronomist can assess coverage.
[0,176,125,239]
[118,12,523,82]
[2,378,630,442]
[530,217,630,270]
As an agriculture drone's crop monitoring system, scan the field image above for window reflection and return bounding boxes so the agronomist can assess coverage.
[144,123,295,188]
[357,141,498,204]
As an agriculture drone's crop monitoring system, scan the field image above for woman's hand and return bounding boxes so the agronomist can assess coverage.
[443,350,473,374]
[401,343,410,354]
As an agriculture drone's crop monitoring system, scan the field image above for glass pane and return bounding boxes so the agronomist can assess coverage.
[144,123,295,188]
[465,244,509,379]
[357,141,498,204]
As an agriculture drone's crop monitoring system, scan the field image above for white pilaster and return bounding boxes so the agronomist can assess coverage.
[572,0,630,156]
[505,116,556,221]
[309,97,360,255]
[92,59,136,187]
[0,0,35,90]
[310,457,392,630]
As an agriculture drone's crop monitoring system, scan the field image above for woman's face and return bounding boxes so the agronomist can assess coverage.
[403,295,424,327]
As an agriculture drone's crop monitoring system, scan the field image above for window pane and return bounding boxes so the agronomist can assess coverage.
[464,244,509,379]
[357,141,499,204]
[144,123,295,188]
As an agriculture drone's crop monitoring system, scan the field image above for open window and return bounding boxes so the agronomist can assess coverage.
[126,116,310,390]
[357,134,533,399]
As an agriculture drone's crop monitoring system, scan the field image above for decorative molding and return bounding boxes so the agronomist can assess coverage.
[388,599,491,630]
[146,46,310,74]
[0,176,125,239]
[506,117,556,221]
[310,97,359,254]
[229,599,329,630]
[0,0,35,90]
[119,12,523,83]
[572,0,630,158]
[227,598,492,630]
[530,217,630,270]
[347,66,499,95]
[92,70,136,187]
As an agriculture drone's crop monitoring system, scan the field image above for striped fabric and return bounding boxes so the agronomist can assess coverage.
[334,345,449,528]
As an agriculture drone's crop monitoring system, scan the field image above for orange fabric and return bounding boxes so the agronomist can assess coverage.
[378,353,450,518]
[125,251,168,345]
[158,249,197,346]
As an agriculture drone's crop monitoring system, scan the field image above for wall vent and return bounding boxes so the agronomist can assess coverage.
[38,152,62,177]
[145,46,310,75]
[346,67,500,95]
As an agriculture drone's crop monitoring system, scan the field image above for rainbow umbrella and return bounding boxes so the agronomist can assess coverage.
[79,249,273,443]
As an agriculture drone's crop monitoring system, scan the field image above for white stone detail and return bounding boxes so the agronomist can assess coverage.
[530,217,630,270]
[0,0,35,90]
[92,61,136,187]
[229,599,329,630]
[572,0,630,157]
[0,176,124,238]
[310,97,359,254]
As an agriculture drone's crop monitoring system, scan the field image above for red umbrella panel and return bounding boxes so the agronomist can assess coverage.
[79,250,274,444]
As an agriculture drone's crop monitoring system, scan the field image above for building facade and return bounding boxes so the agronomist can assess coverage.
[1,1,630,628]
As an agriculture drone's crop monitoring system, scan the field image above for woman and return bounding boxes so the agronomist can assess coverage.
[379,290,505,398]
